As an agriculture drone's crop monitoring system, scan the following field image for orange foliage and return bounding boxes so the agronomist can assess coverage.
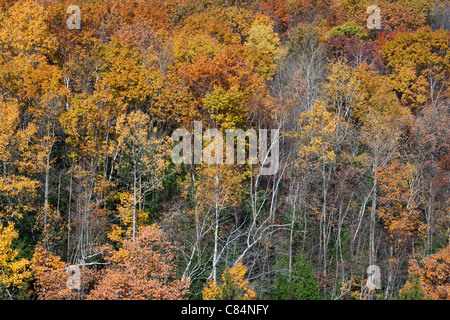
[401,245,450,300]
[380,26,449,109]
[31,245,97,300]
[88,224,189,300]
[376,161,428,247]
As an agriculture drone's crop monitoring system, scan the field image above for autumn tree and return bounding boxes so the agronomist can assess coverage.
[245,17,281,81]
[177,164,245,284]
[0,99,40,217]
[353,63,409,265]
[399,245,450,300]
[60,36,162,263]
[273,21,326,126]
[376,161,430,297]
[380,26,449,109]
[295,100,338,281]
[377,161,429,250]
[258,0,291,35]
[410,103,450,254]
[342,0,428,30]
[88,224,189,300]
[0,223,31,299]
[202,260,256,300]
[31,244,78,300]
[111,110,170,243]
[325,34,383,70]
[31,244,99,300]
[160,7,275,128]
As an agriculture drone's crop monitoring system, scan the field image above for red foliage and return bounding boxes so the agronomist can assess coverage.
[259,0,291,34]
[325,35,384,71]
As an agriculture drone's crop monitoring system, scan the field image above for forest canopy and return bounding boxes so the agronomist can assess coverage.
[0,0,448,300]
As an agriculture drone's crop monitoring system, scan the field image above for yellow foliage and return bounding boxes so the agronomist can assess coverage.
[34,205,65,249]
[381,27,449,109]
[0,222,31,292]
[350,64,410,122]
[339,274,382,300]
[376,161,428,247]
[0,0,57,59]
[0,98,43,175]
[109,191,149,243]
[109,110,170,243]
[324,60,366,118]
[193,165,245,213]
[115,110,170,182]
[245,21,281,80]
[203,85,248,130]
[203,261,256,300]
[296,101,338,169]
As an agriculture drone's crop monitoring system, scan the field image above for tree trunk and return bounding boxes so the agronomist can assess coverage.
[211,172,220,283]
[370,159,378,266]
[133,167,137,243]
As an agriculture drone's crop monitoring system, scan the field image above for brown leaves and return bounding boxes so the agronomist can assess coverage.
[401,245,450,300]
[31,244,77,300]
[88,224,189,300]
[115,18,156,58]
[376,161,428,247]
[32,225,189,300]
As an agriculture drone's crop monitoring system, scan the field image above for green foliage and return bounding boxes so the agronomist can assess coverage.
[271,253,322,300]
[398,275,426,300]
[327,22,368,40]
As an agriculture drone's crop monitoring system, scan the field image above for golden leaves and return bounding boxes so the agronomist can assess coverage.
[0,98,42,173]
[400,245,450,300]
[296,101,338,169]
[108,191,149,243]
[202,261,256,300]
[0,0,57,59]
[192,164,245,214]
[115,110,170,190]
[245,19,281,80]
[203,86,248,130]
[34,205,65,250]
[376,161,428,246]
[0,222,31,292]
[0,98,40,217]
[381,26,449,109]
